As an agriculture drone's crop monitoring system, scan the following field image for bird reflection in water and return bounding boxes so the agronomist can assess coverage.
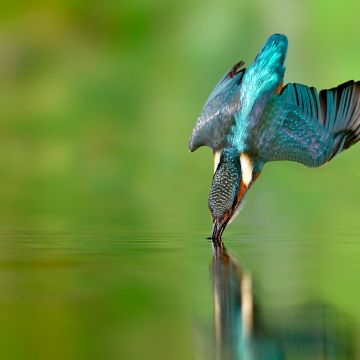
[210,243,354,360]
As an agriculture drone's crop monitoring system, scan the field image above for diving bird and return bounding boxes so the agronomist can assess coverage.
[189,34,360,244]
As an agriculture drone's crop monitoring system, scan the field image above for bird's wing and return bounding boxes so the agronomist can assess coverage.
[254,81,360,167]
[281,82,360,156]
[188,61,246,152]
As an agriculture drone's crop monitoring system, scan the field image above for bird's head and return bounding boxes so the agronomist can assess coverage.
[209,148,255,243]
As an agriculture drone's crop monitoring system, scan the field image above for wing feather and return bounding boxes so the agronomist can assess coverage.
[253,97,334,167]
[257,81,360,166]
[188,62,246,152]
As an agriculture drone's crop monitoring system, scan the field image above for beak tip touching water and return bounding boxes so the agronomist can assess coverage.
[211,220,226,246]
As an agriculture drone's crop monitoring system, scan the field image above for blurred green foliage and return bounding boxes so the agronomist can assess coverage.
[0,1,360,359]
[1,0,360,232]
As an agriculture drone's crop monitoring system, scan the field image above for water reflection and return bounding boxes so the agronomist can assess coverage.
[211,244,355,360]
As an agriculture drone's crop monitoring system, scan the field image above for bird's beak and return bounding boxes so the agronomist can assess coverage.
[211,219,228,246]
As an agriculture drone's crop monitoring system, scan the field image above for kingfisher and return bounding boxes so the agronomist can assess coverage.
[189,34,360,244]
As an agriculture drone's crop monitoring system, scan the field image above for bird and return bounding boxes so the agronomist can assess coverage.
[189,34,360,245]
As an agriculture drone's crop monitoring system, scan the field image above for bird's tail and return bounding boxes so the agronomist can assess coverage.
[320,81,360,158]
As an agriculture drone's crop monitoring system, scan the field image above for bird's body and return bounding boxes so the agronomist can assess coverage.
[189,34,360,243]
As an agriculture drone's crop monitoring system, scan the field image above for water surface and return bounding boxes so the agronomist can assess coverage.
[0,224,359,359]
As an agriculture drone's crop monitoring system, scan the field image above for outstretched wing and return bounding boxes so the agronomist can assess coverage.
[253,81,360,167]
[281,81,360,156]
[188,61,246,152]
[254,98,334,167]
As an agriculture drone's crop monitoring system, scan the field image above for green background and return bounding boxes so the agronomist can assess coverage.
[0,0,359,359]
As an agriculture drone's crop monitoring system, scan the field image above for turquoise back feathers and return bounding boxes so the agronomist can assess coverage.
[189,34,288,153]
[231,34,288,150]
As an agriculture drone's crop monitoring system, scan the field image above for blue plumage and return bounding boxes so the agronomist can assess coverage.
[188,61,246,152]
[253,80,360,167]
[189,34,360,243]
[234,34,287,144]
